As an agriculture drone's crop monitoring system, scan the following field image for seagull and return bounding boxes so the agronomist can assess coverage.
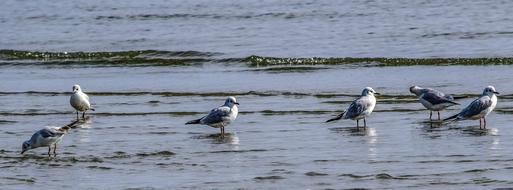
[186,96,239,137]
[444,86,499,129]
[409,86,459,120]
[326,87,379,129]
[70,84,94,120]
[21,120,78,157]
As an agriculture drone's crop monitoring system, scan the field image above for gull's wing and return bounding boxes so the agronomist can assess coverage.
[458,96,492,118]
[200,106,231,125]
[344,97,369,119]
[421,90,458,105]
[30,128,64,142]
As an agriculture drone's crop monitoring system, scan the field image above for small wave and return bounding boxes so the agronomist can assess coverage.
[253,175,285,180]
[245,55,513,66]
[136,151,175,157]
[4,49,513,67]
[305,171,329,176]
[94,12,374,21]
[0,49,219,66]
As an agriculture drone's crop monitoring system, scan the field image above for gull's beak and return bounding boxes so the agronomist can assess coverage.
[494,91,500,94]
[21,150,26,154]
[234,102,240,105]
[374,92,381,95]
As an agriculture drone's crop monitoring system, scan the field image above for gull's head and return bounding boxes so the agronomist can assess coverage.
[21,141,31,154]
[483,86,499,96]
[409,85,422,96]
[224,96,239,107]
[362,87,380,96]
[72,84,81,93]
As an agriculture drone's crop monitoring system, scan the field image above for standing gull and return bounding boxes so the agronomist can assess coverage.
[409,86,459,120]
[186,96,239,137]
[21,120,78,157]
[326,87,379,129]
[70,84,94,120]
[444,86,499,129]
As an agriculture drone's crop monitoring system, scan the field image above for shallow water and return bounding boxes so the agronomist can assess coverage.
[2,0,513,189]
[1,62,513,189]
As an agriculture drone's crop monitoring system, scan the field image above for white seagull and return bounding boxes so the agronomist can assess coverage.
[326,87,379,129]
[21,120,78,157]
[186,96,239,137]
[410,86,459,120]
[70,84,94,120]
[444,86,499,129]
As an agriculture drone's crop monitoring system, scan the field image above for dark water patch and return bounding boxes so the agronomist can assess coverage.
[253,175,285,180]
[375,173,409,180]
[87,165,113,170]
[64,156,104,163]
[305,171,329,176]
[464,168,494,173]
[472,177,507,184]
[338,173,373,179]
[95,12,373,21]
[208,149,268,154]
[313,159,338,163]
[190,133,239,142]
[105,151,132,159]
[246,56,513,67]
[0,120,17,124]
[1,177,35,183]
[147,131,178,135]
[421,31,513,39]
[136,151,175,157]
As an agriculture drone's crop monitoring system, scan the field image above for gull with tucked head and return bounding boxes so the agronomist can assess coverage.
[70,84,94,120]
[186,96,239,137]
[409,86,459,120]
[444,86,499,129]
[326,87,379,129]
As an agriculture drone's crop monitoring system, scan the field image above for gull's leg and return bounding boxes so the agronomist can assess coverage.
[356,120,359,129]
[429,111,432,120]
[220,127,225,138]
[363,118,367,129]
[48,146,52,158]
[437,112,441,120]
[76,111,79,120]
[53,144,57,157]
[479,118,482,129]
[82,111,86,119]
[483,117,487,129]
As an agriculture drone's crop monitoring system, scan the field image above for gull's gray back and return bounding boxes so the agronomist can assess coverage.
[421,89,455,105]
[458,96,492,118]
[200,106,231,125]
[344,98,369,119]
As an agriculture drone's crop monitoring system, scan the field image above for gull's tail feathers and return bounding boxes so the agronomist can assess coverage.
[326,111,345,123]
[443,114,459,122]
[186,119,201,125]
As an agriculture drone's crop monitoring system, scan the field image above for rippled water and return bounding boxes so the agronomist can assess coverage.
[2,0,513,189]
[1,62,513,189]
[2,0,513,57]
